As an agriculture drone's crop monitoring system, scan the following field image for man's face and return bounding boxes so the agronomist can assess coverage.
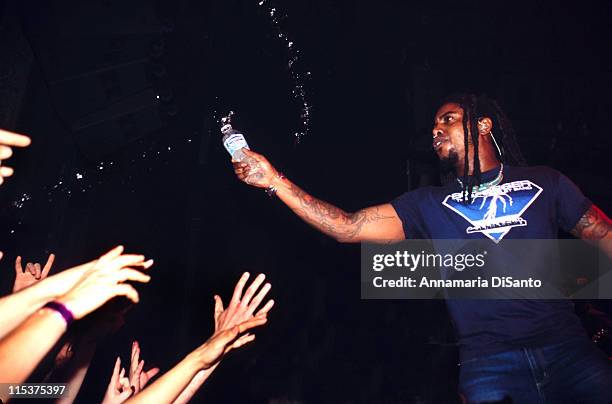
[432,102,469,167]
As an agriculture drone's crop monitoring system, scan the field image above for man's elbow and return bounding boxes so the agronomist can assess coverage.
[334,234,361,244]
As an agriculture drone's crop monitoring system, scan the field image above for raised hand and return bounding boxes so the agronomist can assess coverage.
[0,128,31,185]
[191,316,268,370]
[214,272,275,334]
[102,357,133,404]
[232,149,279,188]
[56,246,153,320]
[129,341,159,394]
[13,253,56,292]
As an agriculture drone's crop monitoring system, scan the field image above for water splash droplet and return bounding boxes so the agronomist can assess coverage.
[258,0,312,144]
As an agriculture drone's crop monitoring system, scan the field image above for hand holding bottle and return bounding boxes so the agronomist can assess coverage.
[233,149,280,188]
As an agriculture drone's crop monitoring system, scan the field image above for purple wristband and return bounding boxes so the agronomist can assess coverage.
[43,301,74,326]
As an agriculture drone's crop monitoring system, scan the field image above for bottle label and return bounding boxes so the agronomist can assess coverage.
[223,133,249,156]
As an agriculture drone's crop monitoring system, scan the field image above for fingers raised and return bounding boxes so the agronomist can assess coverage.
[214,295,224,326]
[0,129,31,147]
[245,282,271,318]
[15,256,22,274]
[113,283,140,304]
[0,145,12,160]
[255,299,275,317]
[229,272,250,307]
[34,263,42,279]
[111,357,122,384]
[237,315,268,334]
[113,268,151,284]
[0,166,14,178]
[241,273,266,308]
[98,246,125,264]
[42,253,55,277]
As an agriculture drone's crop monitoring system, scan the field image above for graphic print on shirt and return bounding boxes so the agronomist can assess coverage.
[442,180,543,243]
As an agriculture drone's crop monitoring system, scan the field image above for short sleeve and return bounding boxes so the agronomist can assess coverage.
[555,172,592,233]
[390,189,429,239]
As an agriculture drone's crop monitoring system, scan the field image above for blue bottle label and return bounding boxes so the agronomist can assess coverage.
[223,133,249,156]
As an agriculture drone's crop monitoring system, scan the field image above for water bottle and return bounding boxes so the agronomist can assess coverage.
[220,111,249,161]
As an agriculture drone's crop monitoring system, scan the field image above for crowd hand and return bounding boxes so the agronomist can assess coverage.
[192,316,268,370]
[0,128,31,185]
[129,340,160,394]
[13,253,55,292]
[56,246,153,320]
[102,357,134,404]
[214,272,274,335]
[232,148,279,188]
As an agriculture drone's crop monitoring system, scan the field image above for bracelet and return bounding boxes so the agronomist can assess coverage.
[265,172,286,197]
[43,301,74,326]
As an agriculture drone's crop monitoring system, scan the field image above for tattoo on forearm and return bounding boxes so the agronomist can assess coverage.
[289,184,394,240]
[570,205,610,240]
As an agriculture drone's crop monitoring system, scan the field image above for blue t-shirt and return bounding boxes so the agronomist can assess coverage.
[390,165,593,360]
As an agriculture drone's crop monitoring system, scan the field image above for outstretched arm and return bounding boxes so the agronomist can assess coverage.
[570,204,612,259]
[172,272,274,404]
[125,317,267,404]
[233,149,404,243]
[0,246,152,387]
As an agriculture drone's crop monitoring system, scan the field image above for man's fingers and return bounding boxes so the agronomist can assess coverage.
[114,283,140,303]
[131,342,139,372]
[136,359,144,376]
[128,259,154,270]
[144,367,160,380]
[241,148,261,159]
[255,299,275,317]
[111,357,122,384]
[0,129,31,147]
[0,166,14,178]
[246,282,271,317]
[214,295,224,323]
[114,268,151,284]
[232,333,255,349]
[99,246,125,263]
[15,256,22,274]
[118,374,131,392]
[42,253,55,277]
[106,254,146,270]
[34,263,42,279]
[241,273,266,308]
[237,316,268,334]
[118,388,133,401]
[0,145,12,160]
[230,272,250,307]
[26,263,36,276]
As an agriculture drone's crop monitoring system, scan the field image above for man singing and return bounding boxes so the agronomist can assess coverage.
[232,93,612,403]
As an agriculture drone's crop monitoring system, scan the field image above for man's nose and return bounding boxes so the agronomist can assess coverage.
[432,127,443,138]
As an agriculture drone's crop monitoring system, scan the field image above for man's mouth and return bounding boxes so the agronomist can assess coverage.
[433,138,448,151]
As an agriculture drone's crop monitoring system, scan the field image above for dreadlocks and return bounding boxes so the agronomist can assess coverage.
[440,93,527,203]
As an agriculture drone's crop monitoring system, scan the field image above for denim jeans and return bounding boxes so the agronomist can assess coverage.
[458,337,612,403]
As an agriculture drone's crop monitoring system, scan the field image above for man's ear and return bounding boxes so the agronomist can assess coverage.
[477,117,493,136]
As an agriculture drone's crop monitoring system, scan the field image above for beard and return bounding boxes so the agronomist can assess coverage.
[439,149,459,173]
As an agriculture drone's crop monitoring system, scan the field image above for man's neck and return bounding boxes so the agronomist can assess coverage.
[455,156,500,177]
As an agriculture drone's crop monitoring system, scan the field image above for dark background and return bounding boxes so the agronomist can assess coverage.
[0,0,610,403]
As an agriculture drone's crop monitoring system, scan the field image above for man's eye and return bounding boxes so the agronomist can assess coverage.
[444,116,453,123]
